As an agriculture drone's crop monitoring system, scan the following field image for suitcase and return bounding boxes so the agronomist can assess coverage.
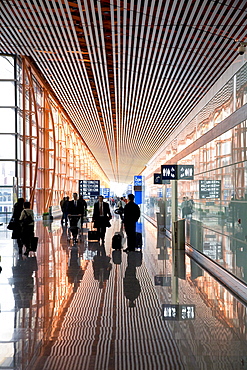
[88,230,99,242]
[112,232,122,250]
[30,236,38,252]
[136,232,142,248]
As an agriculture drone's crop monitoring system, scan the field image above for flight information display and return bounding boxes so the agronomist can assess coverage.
[199,180,221,199]
[79,180,100,197]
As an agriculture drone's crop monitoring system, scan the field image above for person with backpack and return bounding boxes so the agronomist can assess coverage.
[19,201,34,256]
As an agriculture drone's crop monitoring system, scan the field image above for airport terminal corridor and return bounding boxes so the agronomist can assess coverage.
[0,213,247,370]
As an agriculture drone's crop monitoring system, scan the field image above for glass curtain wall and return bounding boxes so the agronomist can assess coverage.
[0,55,17,223]
[143,60,247,284]
[0,55,109,218]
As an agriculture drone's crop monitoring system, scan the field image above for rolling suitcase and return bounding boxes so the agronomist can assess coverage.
[136,232,142,248]
[112,232,122,250]
[88,230,99,242]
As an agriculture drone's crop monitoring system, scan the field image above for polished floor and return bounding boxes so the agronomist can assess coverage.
[0,213,247,370]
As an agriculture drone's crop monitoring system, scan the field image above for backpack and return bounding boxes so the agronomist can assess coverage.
[22,210,33,226]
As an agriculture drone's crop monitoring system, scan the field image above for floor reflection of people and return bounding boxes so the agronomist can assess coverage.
[12,257,37,309]
[92,245,112,289]
[123,251,141,308]
[112,249,122,265]
[67,246,83,289]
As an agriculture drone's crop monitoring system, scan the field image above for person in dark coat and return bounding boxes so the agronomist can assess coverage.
[123,194,140,252]
[92,195,112,245]
[11,198,24,255]
[68,193,84,216]
[19,201,35,256]
[68,193,84,242]
[78,195,87,225]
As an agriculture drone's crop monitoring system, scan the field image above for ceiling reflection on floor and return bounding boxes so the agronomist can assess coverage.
[0,217,247,370]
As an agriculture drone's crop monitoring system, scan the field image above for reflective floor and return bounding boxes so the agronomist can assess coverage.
[0,215,247,370]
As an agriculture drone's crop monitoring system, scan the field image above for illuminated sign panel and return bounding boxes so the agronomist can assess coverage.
[199,180,221,199]
[178,165,194,180]
[102,188,110,198]
[161,165,177,180]
[134,176,143,186]
[161,165,194,180]
[79,180,100,197]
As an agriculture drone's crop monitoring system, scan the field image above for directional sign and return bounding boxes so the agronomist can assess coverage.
[199,180,221,199]
[79,180,100,197]
[161,165,194,180]
[178,165,194,180]
[134,176,143,186]
[102,188,110,198]
[161,165,178,180]
[154,173,162,184]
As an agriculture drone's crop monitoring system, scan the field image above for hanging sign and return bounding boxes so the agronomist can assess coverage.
[161,165,194,180]
[154,173,162,184]
[79,180,100,197]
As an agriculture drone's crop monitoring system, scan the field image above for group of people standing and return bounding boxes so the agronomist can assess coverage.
[92,193,140,252]
[60,193,87,226]
[181,196,194,219]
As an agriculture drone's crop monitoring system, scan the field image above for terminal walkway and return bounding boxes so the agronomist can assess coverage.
[0,213,247,369]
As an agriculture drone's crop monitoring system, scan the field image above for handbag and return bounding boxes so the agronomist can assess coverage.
[114,208,123,215]
[7,217,16,230]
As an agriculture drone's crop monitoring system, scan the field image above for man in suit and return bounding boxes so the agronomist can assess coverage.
[123,193,140,252]
[68,193,84,242]
[68,193,84,216]
[92,195,112,245]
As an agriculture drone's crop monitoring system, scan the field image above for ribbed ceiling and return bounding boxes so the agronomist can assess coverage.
[1,0,247,183]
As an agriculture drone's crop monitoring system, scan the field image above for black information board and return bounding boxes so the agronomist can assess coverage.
[79,180,100,197]
[154,173,162,184]
[199,180,221,199]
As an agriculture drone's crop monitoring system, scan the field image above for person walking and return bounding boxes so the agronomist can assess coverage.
[68,193,84,216]
[11,198,24,255]
[123,194,140,252]
[92,195,112,245]
[19,201,34,256]
[68,193,84,242]
[117,197,126,221]
[78,195,87,225]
